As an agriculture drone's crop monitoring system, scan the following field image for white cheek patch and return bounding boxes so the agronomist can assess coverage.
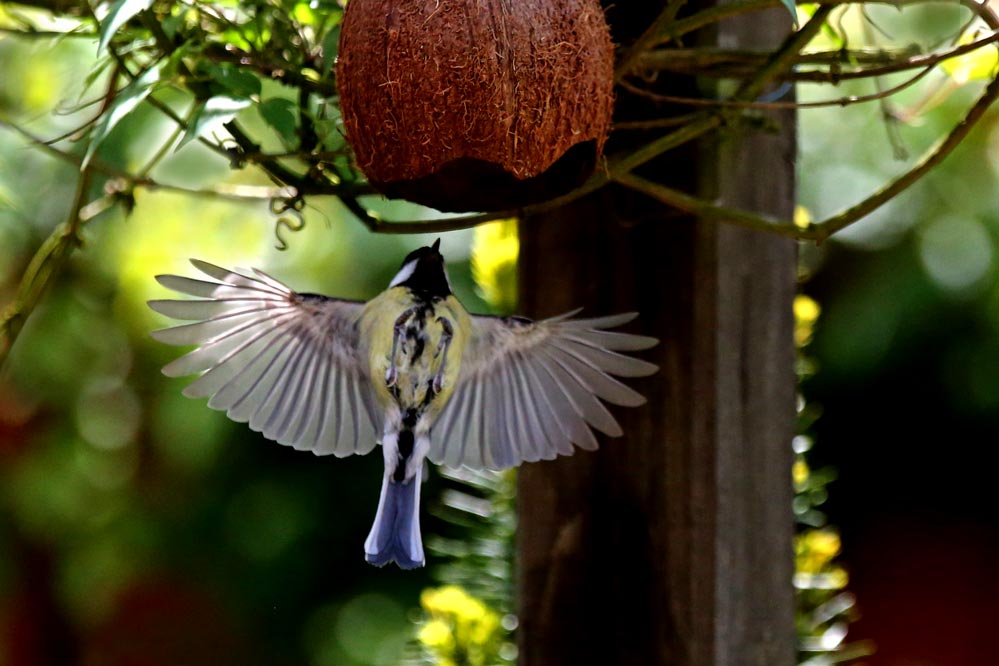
[390,259,418,287]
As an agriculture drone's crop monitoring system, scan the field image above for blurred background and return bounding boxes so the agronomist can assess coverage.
[1,2,998,665]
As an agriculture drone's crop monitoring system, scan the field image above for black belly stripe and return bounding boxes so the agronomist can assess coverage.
[411,334,426,362]
[394,410,419,483]
[404,302,432,362]
[395,428,415,482]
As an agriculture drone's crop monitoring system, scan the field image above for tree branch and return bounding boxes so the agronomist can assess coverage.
[0,167,95,367]
[0,119,297,202]
[619,63,936,109]
[635,29,999,82]
[614,44,999,243]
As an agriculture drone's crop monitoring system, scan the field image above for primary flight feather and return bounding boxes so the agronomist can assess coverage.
[149,240,657,569]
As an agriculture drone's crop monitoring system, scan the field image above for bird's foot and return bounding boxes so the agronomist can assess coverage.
[430,316,453,394]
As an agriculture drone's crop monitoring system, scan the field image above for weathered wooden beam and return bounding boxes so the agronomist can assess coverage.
[515,4,797,664]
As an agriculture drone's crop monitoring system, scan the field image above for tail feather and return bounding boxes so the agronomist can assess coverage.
[364,466,424,569]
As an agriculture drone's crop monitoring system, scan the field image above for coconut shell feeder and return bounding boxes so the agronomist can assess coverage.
[337,0,615,213]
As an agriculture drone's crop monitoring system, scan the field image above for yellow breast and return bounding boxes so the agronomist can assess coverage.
[359,287,470,420]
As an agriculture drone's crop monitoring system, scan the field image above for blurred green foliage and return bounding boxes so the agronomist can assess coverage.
[793,295,871,665]
[793,8,997,665]
[797,4,999,403]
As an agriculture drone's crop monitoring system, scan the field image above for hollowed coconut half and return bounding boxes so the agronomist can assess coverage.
[337,0,614,213]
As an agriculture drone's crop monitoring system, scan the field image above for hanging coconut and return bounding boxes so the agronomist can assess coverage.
[337,0,614,213]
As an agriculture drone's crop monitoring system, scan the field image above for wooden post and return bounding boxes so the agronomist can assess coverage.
[515,5,797,665]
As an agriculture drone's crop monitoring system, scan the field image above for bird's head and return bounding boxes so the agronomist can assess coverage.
[389,238,451,297]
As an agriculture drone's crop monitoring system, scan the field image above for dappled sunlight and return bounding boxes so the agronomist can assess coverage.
[106,189,272,328]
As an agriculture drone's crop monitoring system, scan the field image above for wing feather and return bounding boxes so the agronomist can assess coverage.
[563,338,659,377]
[506,359,540,463]
[548,346,647,407]
[430,311,656,469]
[561,328,659,352]
[223,324,299,417]
[457,383,476,467]
[154,274,264,300]
[258,328,311,439]
[340,369,359,455]
[495,362,520,468]
[520,359,574,457]
[150,261,376,457]
[284,336,322,445]
[515,354,561,460]
[352,373,378,455]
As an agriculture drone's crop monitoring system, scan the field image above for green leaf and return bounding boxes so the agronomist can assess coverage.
[179,96,252,149]
[97,0,153,54]
[314,118,345,151]
[83,65,161,168]
[161,13,184,41]
[258,98,298,147]
[320,22,341,79]
[205,63,261,99]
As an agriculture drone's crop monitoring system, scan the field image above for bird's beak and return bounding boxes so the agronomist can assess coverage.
[431,238,441,253]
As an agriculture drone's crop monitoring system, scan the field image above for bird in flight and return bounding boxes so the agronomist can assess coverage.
[149,240,657,568]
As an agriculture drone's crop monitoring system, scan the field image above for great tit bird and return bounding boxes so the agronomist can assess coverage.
[149,240,657,569]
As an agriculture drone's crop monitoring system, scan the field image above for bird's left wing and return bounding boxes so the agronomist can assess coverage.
[431,311,658,470]
[149,260,379,457]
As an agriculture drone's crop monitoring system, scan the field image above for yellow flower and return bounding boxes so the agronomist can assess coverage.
[793,459,810,487]
[419,619,455,650]
[417,586,504,666]
[796,528,842,574]
[469,609,500,645]
[421,585,487,621]
[794,295,821,347]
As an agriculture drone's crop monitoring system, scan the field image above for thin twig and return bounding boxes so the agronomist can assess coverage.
[636,30,999,82]
[736,5,835,101]
[610,113,723,176]
[0,120,296,201]
[813,63,999,240]
[615,0,690,81]
[620,64,936,109]
[615,52,999,243]
[0,167,95,367]
[613,0,999,243]
[614,171,806,238]
[613,114,704,130]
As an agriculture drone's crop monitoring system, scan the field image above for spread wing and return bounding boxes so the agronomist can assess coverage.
[149,260,379,457]
[431,311,658,470]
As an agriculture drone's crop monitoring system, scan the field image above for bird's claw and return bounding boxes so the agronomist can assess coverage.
[430,316,453,395]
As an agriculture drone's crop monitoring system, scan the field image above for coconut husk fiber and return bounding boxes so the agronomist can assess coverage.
[337,0,614,212]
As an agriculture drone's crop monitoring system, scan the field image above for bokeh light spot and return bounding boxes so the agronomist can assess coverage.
[918,215,993,292]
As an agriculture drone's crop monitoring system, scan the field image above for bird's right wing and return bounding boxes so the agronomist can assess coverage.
[149,260,379,457]
[431,311,658,470]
